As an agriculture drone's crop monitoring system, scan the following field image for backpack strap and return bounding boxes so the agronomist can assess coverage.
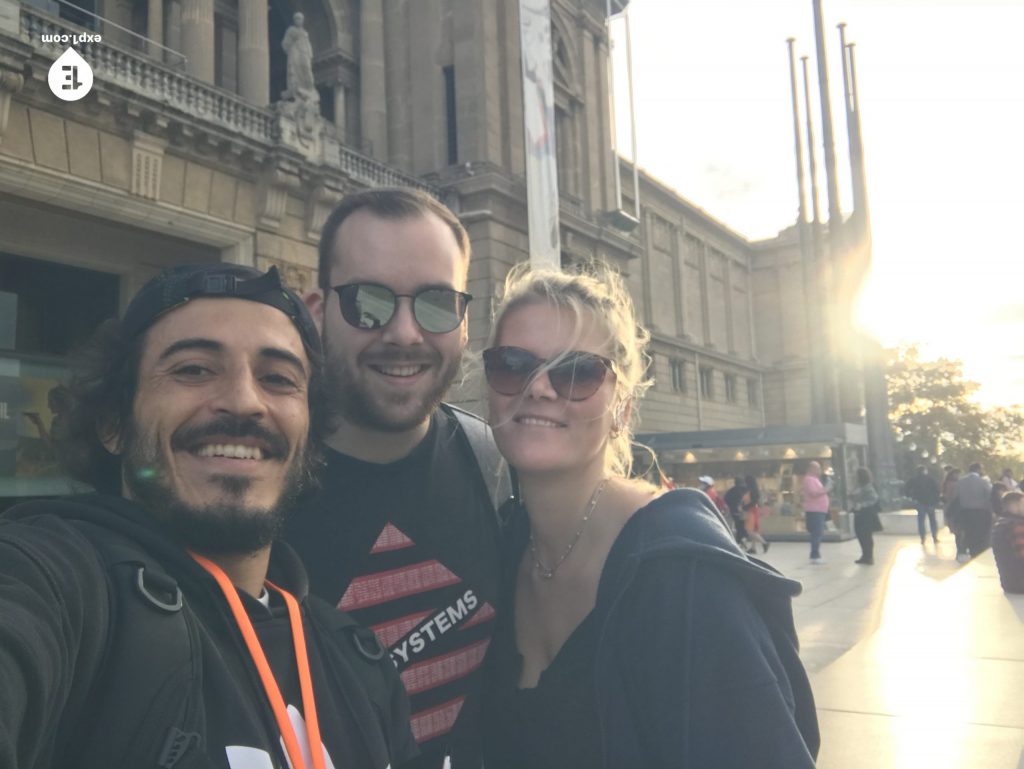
[442,403,513,526]
[58,522,208,769]
[304,599,419,767]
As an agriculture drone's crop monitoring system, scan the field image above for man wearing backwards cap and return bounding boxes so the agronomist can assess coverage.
[0,265,417,769]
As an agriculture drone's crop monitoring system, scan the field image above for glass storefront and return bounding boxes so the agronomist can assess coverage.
[0,254,119,505]
[636,424,870,531]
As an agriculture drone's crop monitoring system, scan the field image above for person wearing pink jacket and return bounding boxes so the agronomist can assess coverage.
[802,461,830,564]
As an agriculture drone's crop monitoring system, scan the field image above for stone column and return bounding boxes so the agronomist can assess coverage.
[0,68,25,147]
[699,242,712,346]
[724,259,735,354]
[595,31,616,212]
[333,82,347,142]
[0,0,18,35]
[165,0,182,66]
[360,0,388,159]
[671,225,685,338]
[639,211,654,327]
[384,0,410,169]
[147,0,163,58]
[180,0,214,82]
[237,0,269,105]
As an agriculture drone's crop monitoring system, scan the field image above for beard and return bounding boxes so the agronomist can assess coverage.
[324,336,462,434]
[121,415,316,555]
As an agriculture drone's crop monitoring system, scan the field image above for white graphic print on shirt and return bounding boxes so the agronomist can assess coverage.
[225,705,389,769]
[339,522,495,744]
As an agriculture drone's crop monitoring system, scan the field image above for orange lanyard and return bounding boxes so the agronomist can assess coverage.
[190,553,327,769]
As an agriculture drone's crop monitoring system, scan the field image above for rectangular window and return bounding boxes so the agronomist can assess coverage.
[444,66,458,165]
[699,366,714,399]
[317,84,336,123]
[214,14,238,93]
[725,373,737,403]
[670,359,687,393]
[747,377,759,406]
[555,107,578,196]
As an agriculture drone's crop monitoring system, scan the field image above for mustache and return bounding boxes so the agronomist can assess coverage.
[170,415,291,460]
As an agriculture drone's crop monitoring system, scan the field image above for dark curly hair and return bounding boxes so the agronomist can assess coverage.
[59,315,328,494]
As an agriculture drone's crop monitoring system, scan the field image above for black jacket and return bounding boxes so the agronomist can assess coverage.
[905,474,941,507]
[0,494,417,769]
[992,515,1024,594]
[488,488,819,768]
[723,484,747,517]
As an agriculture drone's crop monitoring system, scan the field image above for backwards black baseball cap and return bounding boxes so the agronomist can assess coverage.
[121,264,320,354]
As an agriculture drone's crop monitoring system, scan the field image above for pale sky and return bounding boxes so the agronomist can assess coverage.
[610,0,1024,410]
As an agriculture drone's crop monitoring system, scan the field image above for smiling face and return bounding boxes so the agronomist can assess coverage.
[488,301,617,479]
[309,209,468,435]
[118,298,312,553]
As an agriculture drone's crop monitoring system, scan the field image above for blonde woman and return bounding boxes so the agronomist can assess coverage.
[479,263,818,768]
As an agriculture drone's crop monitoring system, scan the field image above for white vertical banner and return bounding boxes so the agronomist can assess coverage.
[519,0,561,270]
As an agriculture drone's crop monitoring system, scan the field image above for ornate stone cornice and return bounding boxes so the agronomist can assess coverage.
[303,176,345,242]
[257,155,303,230]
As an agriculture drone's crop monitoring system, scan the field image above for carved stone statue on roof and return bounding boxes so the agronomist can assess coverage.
[281,12,319,105]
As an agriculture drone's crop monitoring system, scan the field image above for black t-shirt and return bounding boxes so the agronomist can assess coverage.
[482,528,601,769]
[206,589,383,769]
[284,410,501,769]
[724,485,747,516]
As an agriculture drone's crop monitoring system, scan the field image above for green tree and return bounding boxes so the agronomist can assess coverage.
[886,345,1024,482]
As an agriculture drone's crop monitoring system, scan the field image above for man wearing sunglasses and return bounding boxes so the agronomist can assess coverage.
[285,188,507,769]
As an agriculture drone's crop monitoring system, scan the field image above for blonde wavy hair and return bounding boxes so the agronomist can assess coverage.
[488,260,653,477]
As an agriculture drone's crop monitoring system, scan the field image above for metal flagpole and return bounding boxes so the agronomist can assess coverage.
[788,38,823,424]
[839,24,899,505]
[801,54,841,424]
[812,0,843,240]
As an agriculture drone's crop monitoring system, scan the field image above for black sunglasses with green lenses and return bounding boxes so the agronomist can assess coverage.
[483,346,616,402]
[333,283,472,334]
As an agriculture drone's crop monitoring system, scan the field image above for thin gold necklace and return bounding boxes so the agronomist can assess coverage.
[528,478,608,580]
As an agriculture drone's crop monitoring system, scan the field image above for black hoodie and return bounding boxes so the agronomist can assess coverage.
[483,488,819,769]
[0,494,417,769]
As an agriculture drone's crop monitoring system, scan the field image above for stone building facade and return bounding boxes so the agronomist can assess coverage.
[0,0,849,503]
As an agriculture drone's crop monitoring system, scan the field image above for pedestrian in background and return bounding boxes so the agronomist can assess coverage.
[699,475,729,518]
[953,462,994,562]
[991,482,1008,517]
[999,468,1019,491]
[850,467,882,565]
[942,467,964,559]
[904,465,940,547]
[992,491,1024,593]
[802,461,830,565]
[724,476,751,551]
[743,473,770,554]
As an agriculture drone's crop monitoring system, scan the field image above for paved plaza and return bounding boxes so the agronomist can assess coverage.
[758,531,1024,769]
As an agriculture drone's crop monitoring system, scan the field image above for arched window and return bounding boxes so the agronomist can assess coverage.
[550,12,581,198]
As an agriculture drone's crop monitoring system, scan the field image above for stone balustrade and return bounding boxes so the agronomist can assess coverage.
[336,146,431,192]
[22,7,276,142]
[19,6,432,192]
